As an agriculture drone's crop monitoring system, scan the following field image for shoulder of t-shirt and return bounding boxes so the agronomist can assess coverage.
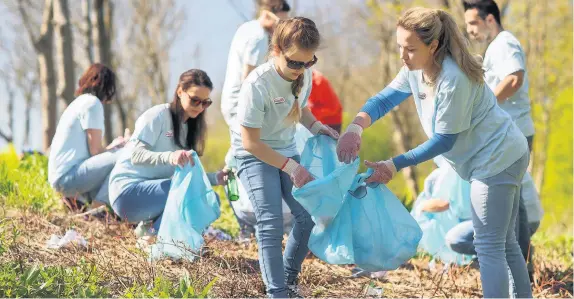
[244,61,274,85]
[75,93,102,107]
[141,103,171,124]
[487,31,522,55]
[437,57,468,88]
[239,20,268,41]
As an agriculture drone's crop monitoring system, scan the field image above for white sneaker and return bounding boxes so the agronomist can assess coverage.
[134,221,155,238]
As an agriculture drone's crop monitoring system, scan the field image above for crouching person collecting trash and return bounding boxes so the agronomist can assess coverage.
[108,69,228,247]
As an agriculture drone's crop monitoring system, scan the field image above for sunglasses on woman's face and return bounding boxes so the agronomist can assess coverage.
[185,93,212,109]
[284,54,318,70]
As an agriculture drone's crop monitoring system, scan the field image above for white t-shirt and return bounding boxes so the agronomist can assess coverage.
[48,94,105,186]
[221,20,270,126]
[109,104,187,204]
[231,60,312,158]
[484,31,534,137]
[389,57,528,181]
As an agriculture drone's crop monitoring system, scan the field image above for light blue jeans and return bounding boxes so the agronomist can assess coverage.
[55,150,120,205]
[236,155,314,298]
[469,152,532,298]
[111,179,171,232]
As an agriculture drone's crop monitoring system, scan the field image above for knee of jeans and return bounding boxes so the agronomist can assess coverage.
[445,233,471,254]
[256,215,285,239]
[111,198,134,221]
[472,235,506,254]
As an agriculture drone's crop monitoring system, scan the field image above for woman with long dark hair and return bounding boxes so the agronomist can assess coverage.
[109,69,227,244]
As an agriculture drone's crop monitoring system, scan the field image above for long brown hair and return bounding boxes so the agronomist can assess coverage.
[397,7,484,86]
[75,63,116,101]
[270,17,320,122]
[169,69,212,155]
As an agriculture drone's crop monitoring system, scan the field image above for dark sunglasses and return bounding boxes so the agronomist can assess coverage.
[185,93,212,109]
[347,169,380,199]
[284,54,318,70]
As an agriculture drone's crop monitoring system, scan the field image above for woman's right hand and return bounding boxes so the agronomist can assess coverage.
[170,150,194,167]
[281,158,314,188]
[336,123,364,164]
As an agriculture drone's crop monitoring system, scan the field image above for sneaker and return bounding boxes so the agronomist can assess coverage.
[287,284,303,298]
[134,221,156,238]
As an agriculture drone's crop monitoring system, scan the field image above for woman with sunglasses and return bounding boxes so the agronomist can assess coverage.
[48,63,127,211]
[337,8,531,298]
[109,69,228,244]
[231,17,338,298]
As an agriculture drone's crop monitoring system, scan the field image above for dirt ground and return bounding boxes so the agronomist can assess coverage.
[1,212,572,298]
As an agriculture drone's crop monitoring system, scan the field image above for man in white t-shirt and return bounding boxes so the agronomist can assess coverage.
[463,0,537,281]
[463,0,535,150]
[221,0,290,126]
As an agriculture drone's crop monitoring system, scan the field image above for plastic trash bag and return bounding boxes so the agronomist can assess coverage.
[411,165,474,265]
[292,136,422,271]
[150,152,220,261]
[226,124,313,232]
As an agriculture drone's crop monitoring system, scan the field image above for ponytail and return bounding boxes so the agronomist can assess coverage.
[286,74,304,122]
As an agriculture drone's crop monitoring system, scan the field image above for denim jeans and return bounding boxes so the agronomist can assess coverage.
[468,152,532,298]
[111,179,171,232]
[55,150,120,205]
[236,155,314,298]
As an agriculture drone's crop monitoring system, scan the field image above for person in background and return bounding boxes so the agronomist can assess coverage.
[221,0,290,126]
[48,63,128,212]
[307,69,343,133]
[108,69,227,246]
[463,0,537,279]
[221,0,291,241]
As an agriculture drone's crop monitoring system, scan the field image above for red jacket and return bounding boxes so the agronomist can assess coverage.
[308,70,343,125]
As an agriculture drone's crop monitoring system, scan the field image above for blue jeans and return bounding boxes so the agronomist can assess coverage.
[236,155,314,298]
[111,179,171,232]
[467,153,532,298]
[55,150,120,205]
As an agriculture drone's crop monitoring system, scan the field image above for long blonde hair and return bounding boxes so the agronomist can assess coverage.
[270,17,320,122]
[397,7,484,86]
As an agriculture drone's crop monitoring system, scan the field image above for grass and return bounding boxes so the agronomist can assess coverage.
[0,143,572,298]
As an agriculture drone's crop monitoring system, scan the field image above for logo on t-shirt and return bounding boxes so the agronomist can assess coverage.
[418,92,427,100]
[165,131,173,138]
[273,97,286,104]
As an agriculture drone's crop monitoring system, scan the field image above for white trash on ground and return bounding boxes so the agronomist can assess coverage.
[46,229,88,249]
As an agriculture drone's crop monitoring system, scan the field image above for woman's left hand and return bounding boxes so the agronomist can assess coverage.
[215,168,231,186]
[310,121,339,140]
[364,159,397,184]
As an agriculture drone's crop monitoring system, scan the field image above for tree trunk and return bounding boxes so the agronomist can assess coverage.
[81,0,94,70]
[53,0,76,107]
[37,0,57,152]
[92,0,114,143]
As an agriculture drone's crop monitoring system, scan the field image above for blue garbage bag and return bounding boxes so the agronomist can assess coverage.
[293,136,422,271]
[150,152,220,261]
[411,166,474,265]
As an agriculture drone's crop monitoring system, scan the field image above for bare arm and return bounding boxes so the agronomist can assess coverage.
[420,198,450,213]
[300,107,318,129]
[351,112,373,129]
[241,125,289,169]
[494,70,524,104]
[86,129,106,156]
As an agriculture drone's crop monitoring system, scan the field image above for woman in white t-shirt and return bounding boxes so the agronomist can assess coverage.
[48,63,127,210]
[109,69,227,243]
[337,8,531,298]
[231,18,338,298]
